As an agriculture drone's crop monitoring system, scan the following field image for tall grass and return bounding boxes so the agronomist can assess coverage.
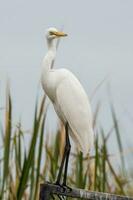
[0,87,133,200]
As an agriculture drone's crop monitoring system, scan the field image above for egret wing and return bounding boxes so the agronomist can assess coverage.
[56,74,94,154]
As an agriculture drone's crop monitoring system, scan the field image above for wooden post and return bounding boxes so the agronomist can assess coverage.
[39,183,51,200]
[39,182,133,200]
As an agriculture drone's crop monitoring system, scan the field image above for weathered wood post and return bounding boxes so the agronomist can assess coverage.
[39,183,51,200]
[40,182,133,200]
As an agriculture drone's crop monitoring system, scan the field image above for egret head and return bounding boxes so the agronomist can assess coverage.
[46,27,67,41]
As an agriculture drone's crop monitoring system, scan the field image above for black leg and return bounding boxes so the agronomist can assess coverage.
[56,123,69,185]
[63,126,71,186]
[56,144,67,184]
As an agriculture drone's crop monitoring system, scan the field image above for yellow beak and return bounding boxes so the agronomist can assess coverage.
[51,31,67,37]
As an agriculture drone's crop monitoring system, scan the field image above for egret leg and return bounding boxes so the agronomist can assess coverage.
[56,123,69,185]
[63,129,71,186]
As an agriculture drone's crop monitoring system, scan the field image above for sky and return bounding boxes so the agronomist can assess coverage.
[0,0,133,165]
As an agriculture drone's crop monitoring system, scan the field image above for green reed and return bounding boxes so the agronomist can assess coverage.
[0,87,132,200]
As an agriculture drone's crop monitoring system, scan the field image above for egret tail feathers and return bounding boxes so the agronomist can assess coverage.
[69,128,94,156]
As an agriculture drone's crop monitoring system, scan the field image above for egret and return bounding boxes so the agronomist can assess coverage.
[41,27,94,188]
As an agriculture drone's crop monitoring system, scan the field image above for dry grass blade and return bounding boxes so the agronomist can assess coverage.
[94,135,99,191]
[34,109,47,200]
[0,85,12,199]
[107,157,125,194]
[111,104,126,174]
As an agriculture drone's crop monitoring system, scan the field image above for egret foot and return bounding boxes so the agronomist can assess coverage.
[62,184,72,193]
[54,181,72,193]
[54,181,65,193]
[56,184,71,200]
[49,183,65,200]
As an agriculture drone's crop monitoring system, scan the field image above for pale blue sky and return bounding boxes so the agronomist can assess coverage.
[0,0,133,165]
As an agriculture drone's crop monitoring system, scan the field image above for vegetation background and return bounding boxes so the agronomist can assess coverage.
[0,87,132,199]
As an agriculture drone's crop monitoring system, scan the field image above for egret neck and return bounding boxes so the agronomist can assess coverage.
[42,38,57,75]
[41,38,57,102]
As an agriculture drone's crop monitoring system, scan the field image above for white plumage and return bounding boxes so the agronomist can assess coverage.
[41,27,94,155]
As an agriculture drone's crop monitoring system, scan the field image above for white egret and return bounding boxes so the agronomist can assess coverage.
[41,27,94,187]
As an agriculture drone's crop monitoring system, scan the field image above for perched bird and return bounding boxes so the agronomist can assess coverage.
[41,27,94,187]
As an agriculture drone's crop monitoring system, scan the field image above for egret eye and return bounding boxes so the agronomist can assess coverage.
[49,31,54,35]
